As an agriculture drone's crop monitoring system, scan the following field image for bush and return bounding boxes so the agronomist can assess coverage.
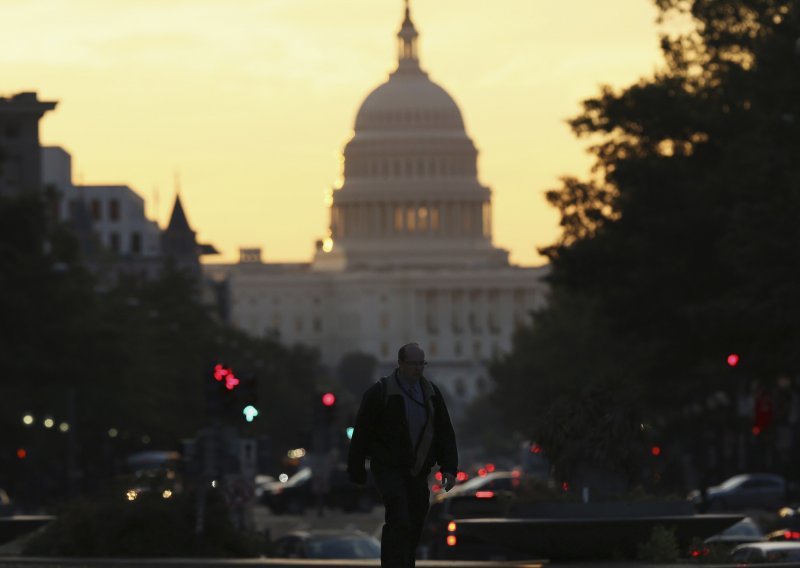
[636,525,679,563]
[23,486,264,557]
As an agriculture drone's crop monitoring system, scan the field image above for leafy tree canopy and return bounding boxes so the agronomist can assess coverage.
[492,0,800,484]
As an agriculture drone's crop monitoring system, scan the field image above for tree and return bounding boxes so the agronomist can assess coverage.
[0,192,325,504]
[492,0,800,487]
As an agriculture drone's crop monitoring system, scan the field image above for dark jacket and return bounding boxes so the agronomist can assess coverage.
[347,371,458,483]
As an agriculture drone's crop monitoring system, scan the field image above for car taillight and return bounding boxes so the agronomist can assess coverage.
[784,531,800,540]
[475,490,494,499]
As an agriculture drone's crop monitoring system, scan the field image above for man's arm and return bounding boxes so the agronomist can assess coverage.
[433,384,458,476]
[347,384,379,485]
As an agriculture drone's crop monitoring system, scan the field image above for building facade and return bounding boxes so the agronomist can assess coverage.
[44,146,162,258]
[0,92,56,196]
[42,145,214,283]
[207,2,549,409]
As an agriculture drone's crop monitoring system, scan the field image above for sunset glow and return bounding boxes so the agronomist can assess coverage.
[2,0,664,266]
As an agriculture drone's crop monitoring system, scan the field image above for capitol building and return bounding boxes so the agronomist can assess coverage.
[209,2,549,409]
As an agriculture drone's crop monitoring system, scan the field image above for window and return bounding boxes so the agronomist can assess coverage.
[418,207,429,231]
[90,199,101,221]
[406,207,416,232]
[313,317,322,333]
[109,199,120,221]
[482,202,492,237]
[473,340,482,358]
[131,232,142,254]
[109,232,120,253]
[468,312,480,332]
[394,207,404,232]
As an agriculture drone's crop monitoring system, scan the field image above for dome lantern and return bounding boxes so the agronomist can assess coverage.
[397,0,420,72]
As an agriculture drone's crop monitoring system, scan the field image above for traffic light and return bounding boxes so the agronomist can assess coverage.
[321,392,337,424]
[213,364,240,391]
[240,376,259,423]
[727,353,740,367]
[206,362,252,421]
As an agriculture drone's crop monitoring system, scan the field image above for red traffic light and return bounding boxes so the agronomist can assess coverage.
[213,364,240,390]
[321,392,336,407]
[727,353,740,367]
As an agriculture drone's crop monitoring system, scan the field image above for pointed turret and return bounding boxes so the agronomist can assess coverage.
[166,193,192,233]
[161,193,199,276]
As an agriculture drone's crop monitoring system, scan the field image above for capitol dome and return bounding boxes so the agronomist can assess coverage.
[313,0,508,271]
[354,72,466,133]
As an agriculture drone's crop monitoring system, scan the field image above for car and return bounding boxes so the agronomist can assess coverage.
[260,466,380,514]
[705,516,764,545]
[730,541,800,564]
[765,528,800,542]
[0,489,13,516]
[689,473,787,511]
[445,470,523,499]
[419,482,519,560]
[690,516,765,559]
[270,529,380,559]
[763,506,800,542]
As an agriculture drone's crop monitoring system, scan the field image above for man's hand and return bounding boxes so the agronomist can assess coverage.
[442,471,456,492]
[348,466,367,486]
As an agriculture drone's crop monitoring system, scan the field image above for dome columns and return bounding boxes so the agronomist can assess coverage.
[332,199,490,241]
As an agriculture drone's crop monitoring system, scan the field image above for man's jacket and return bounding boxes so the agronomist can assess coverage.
[347,370,458,482]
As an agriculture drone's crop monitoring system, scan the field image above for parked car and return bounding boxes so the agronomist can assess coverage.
[270,529,380,559]
[260,466,380,514]
[730,541,800,564]
[689,473,786,511]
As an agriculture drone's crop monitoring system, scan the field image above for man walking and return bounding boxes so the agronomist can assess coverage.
[348,342,458,567]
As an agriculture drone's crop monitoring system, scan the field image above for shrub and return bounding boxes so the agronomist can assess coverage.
[23,486,263,557]
[636,525,679,563]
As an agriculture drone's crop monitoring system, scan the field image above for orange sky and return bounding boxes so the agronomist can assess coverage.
[2,0,666,266]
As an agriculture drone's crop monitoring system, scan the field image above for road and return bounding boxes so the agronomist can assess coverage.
[252,503,386,541]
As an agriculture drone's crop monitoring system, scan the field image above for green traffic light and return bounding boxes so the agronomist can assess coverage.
[243,405,259,422]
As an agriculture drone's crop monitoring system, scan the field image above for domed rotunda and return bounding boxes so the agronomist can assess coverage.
[219,2,548,407]
[315,0,509,270]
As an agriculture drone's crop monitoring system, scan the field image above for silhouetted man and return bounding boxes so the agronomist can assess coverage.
[348,342,458,567]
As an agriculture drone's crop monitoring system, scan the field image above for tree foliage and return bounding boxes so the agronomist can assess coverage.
[0,194,323,506]
[492,0,800,485]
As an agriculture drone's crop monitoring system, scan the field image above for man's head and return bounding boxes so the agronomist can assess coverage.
[398,342,426,382]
